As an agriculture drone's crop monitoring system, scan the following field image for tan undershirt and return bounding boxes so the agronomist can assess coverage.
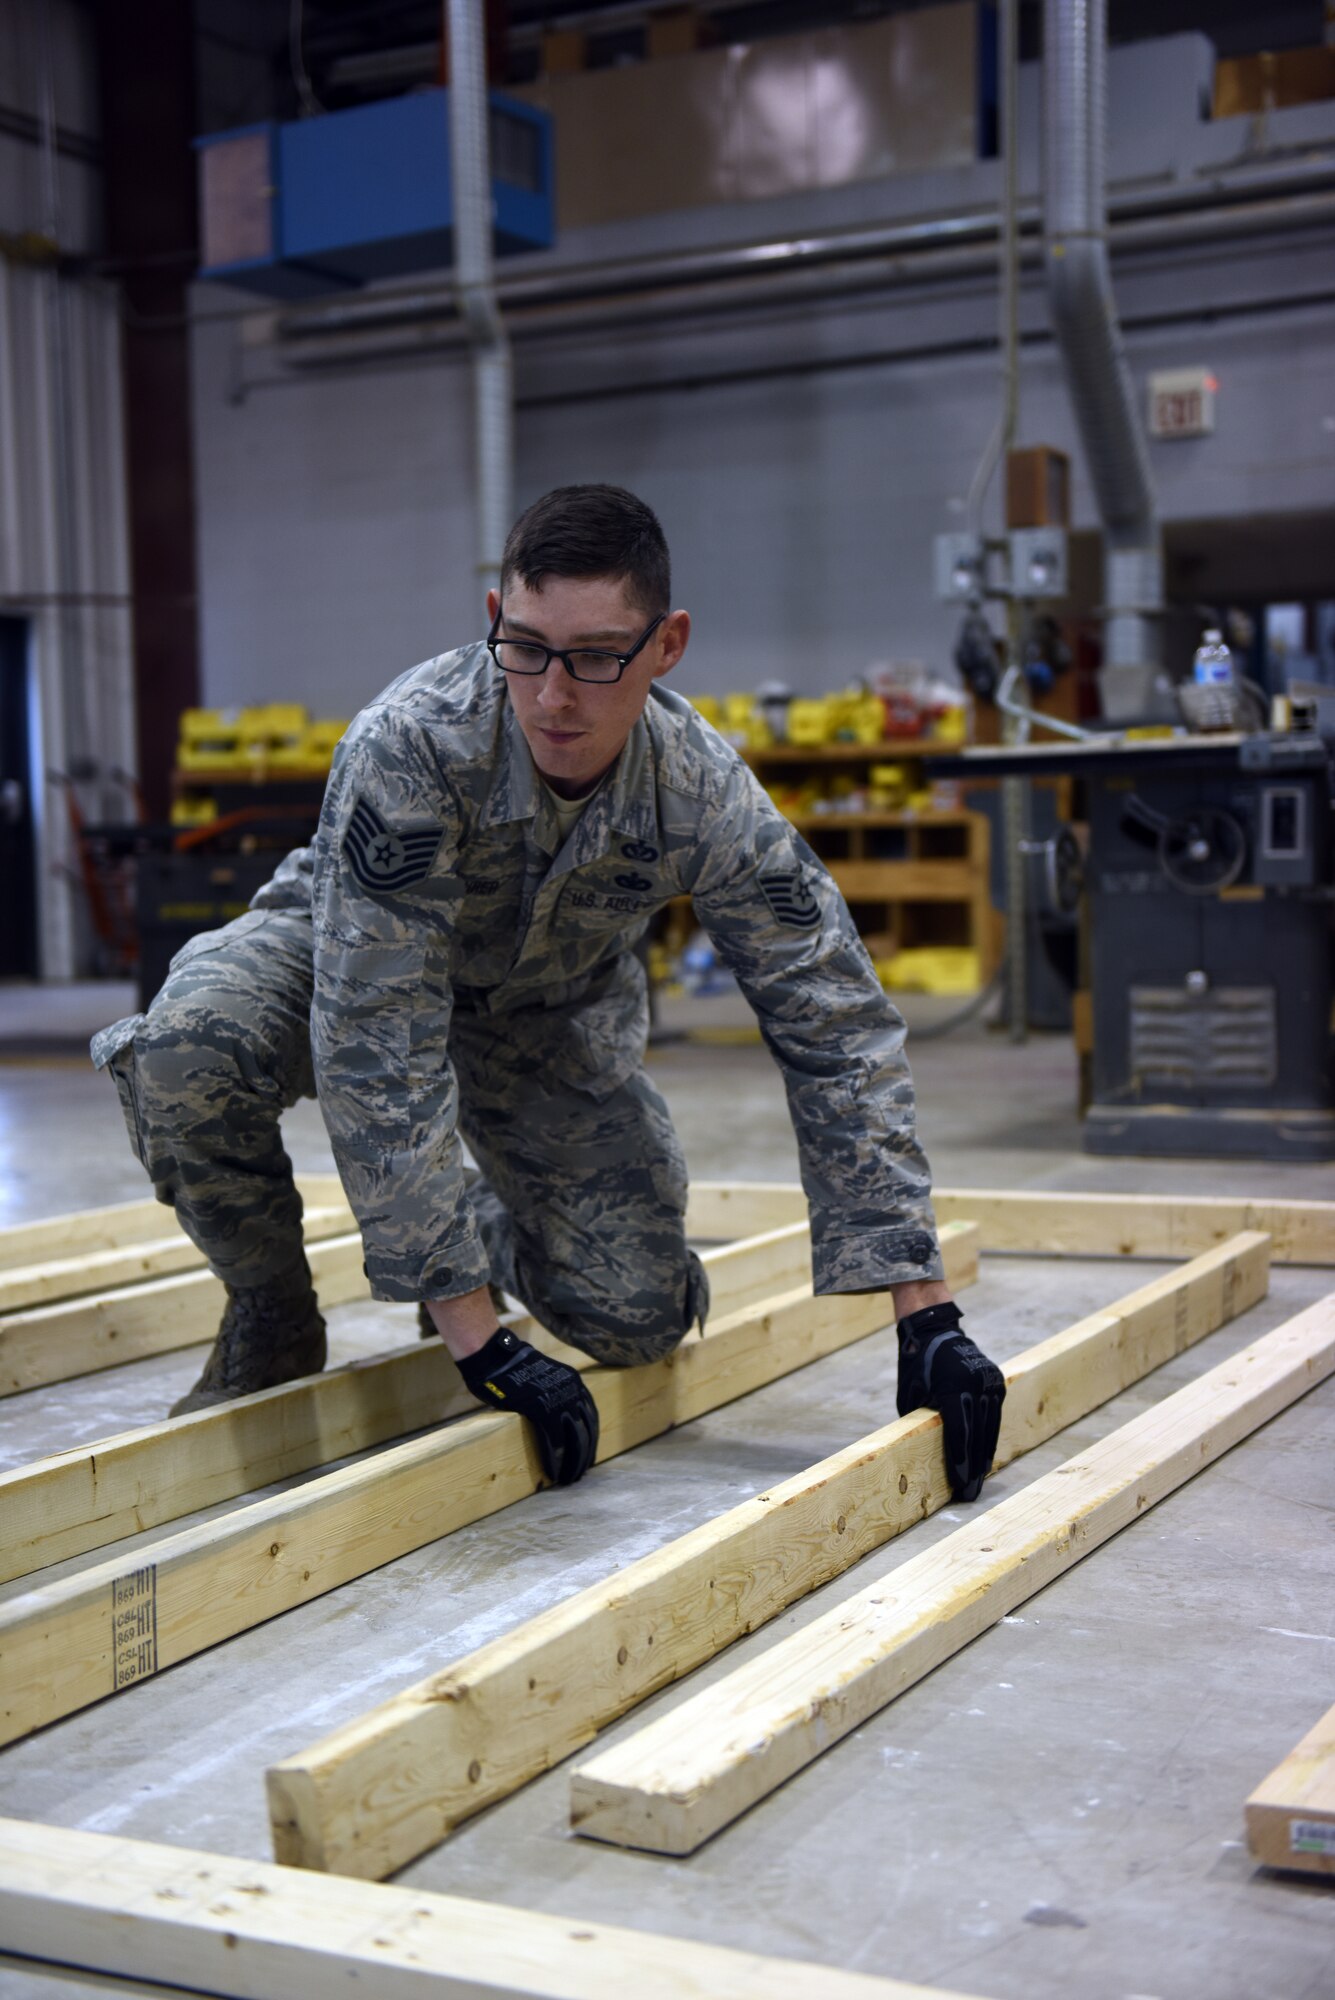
[540,778,594,847]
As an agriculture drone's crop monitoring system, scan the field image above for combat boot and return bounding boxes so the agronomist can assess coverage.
[170,1258,327,1415]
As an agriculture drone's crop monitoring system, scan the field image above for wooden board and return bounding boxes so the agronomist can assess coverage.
[684,1181,808,1240]
[0,1174,347,1272]
[0,1231,371,1398]
[931,1187,1335,1266]
[0,1198,815,1401]
[0,1817,970,2000]
[0,1226,975,1747]
[266,1231,1268,1879]
[0,1203,354,1315]
[569,1292,1335,1854]
[687,1180,1335,1263]
[0,1219,820,1585]
[1245,1700,1335,1878]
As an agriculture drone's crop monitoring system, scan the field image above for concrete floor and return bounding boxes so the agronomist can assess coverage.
[0,985,1333,1999]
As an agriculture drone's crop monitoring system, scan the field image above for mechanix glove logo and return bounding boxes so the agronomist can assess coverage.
[759,870,822,930]
[344,794,443,895]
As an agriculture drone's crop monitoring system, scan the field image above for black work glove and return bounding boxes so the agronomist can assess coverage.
[896,1301,1005,1504]
[457,1327,600,1487]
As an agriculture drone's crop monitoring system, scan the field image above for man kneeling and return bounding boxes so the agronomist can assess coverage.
[94,484,1003,1500]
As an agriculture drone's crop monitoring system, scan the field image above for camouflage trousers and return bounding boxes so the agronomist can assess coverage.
[92,908,708,1368]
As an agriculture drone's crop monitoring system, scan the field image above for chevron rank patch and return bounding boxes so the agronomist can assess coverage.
[760,869,822,930]
[344,794,443,895]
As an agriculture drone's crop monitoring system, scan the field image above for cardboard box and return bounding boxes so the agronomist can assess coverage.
[541,28,587,74]
[648,8,703,59]
[1213,47,1335,118]
[1006,446,1070,529]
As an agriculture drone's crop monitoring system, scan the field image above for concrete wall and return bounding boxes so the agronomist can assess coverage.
[190,36,1335,715]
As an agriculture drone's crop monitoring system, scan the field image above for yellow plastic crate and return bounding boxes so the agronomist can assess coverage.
[876,947,981,995]
[786,698,830,746]
[177,708,243,770]
[238,705,309,763]
[300,718,350,768]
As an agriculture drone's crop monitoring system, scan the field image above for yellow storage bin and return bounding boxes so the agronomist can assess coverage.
[170,794,218,827]
[238,705,309,765]
[876,947,981,996]
[786,698,830,746]
[301,719,350,768]
[177,709,243,770]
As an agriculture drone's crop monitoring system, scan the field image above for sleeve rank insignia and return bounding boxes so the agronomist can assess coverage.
[344,793,443,895]
[760,870,822,930]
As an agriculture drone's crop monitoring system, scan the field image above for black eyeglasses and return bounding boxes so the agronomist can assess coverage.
[487,605,666,685]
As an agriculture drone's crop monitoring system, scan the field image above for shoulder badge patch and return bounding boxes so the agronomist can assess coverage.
[344,794,443,895]
[760,870,822,931]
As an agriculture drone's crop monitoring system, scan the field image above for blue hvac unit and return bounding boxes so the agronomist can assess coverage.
[196,89,553,298]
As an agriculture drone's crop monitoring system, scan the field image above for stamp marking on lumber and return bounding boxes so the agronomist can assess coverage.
[0,1817,975,2000]
[0,1219,820,1585]
[1245,1700,1335,1879]
[265,1232,1269,1878]
[0,1226,975,1746]
[569,1293,1335,1854]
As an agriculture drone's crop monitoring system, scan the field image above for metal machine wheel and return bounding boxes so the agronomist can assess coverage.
[1158,808,1247,894]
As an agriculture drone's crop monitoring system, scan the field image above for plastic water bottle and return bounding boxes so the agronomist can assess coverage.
[1192,628,1234,688]
[1181,627,1238,732]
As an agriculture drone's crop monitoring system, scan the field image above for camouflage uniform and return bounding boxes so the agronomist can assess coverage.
[94,643,942,1367]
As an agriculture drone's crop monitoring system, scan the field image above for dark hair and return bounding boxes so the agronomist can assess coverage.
[500,484,670,617]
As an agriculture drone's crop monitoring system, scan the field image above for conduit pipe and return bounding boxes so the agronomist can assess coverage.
[1043,0,1162,707]
[268,182,1335,362]
[447,0,512,588]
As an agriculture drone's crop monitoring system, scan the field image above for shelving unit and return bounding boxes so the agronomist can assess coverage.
[744,744,1000,986]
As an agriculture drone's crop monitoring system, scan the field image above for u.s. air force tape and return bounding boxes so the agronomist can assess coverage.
[344,793,443,894]
[759,870,822,930]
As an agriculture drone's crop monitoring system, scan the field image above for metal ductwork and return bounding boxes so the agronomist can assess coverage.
[447,0,512,590]
[1043,0,1163,715]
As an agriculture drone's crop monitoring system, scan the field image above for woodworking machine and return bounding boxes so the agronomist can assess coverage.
[928,732,1335,1161]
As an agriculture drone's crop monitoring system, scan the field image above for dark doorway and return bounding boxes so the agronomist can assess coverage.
[0,617,39,979]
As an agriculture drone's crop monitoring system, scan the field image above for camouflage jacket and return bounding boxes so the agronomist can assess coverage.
[262,643,943,1302]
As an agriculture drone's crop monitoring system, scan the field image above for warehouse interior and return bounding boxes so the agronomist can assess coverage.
[1,1,1333,1996]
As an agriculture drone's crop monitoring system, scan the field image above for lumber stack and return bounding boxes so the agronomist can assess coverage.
[0,1221,977,1746]
[569,1295,1335,1854]
[265,1232,1272,1878]
[2,1177,1332,2000]
[0,1217,821,1583]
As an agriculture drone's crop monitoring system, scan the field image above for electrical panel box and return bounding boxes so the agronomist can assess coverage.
[933,532,986,602]
[1008,527,1068,600]
[197,89,554,298]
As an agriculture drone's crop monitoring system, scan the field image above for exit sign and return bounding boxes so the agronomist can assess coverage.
[1149,368,1217,438]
